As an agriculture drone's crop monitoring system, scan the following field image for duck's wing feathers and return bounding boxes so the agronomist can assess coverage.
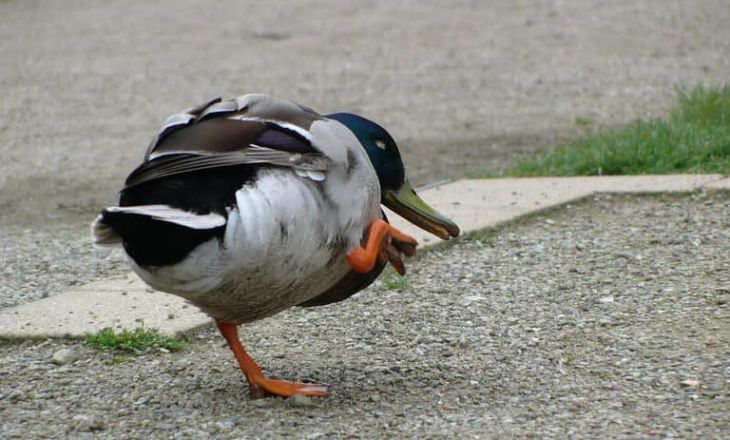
[125,95,329,189]
[125,146,329,189]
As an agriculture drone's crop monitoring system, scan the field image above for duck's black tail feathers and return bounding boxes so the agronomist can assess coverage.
[91,205,226,267]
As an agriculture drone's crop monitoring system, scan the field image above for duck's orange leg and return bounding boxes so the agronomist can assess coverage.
[216,321,328,399]
[347,219,418,273]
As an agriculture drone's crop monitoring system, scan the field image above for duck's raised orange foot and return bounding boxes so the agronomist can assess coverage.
[347,219,418,274]
[216,322,328,399]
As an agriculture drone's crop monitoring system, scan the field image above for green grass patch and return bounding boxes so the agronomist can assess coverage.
[505,85,730,176]
[84,327,185,354]
[382,274,412,292]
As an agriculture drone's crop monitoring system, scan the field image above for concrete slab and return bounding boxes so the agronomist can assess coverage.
[386,174,725,245]
[1,174,725,339]
[1,273,208,339]
[703,177,730,190]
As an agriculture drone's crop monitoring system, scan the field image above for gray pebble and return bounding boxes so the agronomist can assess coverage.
[69,414,106,432]
[51,348,80,365]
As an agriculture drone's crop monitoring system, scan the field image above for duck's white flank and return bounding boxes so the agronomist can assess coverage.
[128,157,380,324]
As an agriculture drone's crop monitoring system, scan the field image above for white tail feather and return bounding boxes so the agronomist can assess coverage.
[91,205,227,246]
[105,205,227,229]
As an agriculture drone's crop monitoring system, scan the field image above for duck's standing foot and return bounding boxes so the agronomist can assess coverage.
[347,219,418,274]
[216,322,329,399]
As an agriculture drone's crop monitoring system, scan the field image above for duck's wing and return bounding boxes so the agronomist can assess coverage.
[124,95,330,189]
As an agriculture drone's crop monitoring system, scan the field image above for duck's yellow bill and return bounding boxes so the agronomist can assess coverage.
[383,181,460,240]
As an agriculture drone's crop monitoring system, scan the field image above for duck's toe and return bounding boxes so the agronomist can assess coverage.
[250,378,329,399]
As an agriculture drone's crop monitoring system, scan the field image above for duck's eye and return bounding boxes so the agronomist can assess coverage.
[374,139,387,150]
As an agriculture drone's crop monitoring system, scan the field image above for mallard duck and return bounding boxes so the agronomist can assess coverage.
[92,94,459,398]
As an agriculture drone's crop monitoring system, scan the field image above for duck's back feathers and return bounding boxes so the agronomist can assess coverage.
[144,95,321,157]
[124,147,327,190]
[127,95,330,190]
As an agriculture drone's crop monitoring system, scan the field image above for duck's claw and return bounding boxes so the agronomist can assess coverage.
[383,241,406,275]
[392,239,417,257]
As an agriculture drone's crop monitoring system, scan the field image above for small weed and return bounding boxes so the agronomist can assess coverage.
[574,116,593,127]
[561,355,575,365]
[84,327,185,354]
[383,276,412,292]
[104,354,130,366]
[465,169,501,179]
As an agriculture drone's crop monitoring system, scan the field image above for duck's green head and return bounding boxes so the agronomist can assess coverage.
[327,112,460,240]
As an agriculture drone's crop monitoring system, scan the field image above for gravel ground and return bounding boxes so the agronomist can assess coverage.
[2,192,728,439]
[0,223,128,309]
